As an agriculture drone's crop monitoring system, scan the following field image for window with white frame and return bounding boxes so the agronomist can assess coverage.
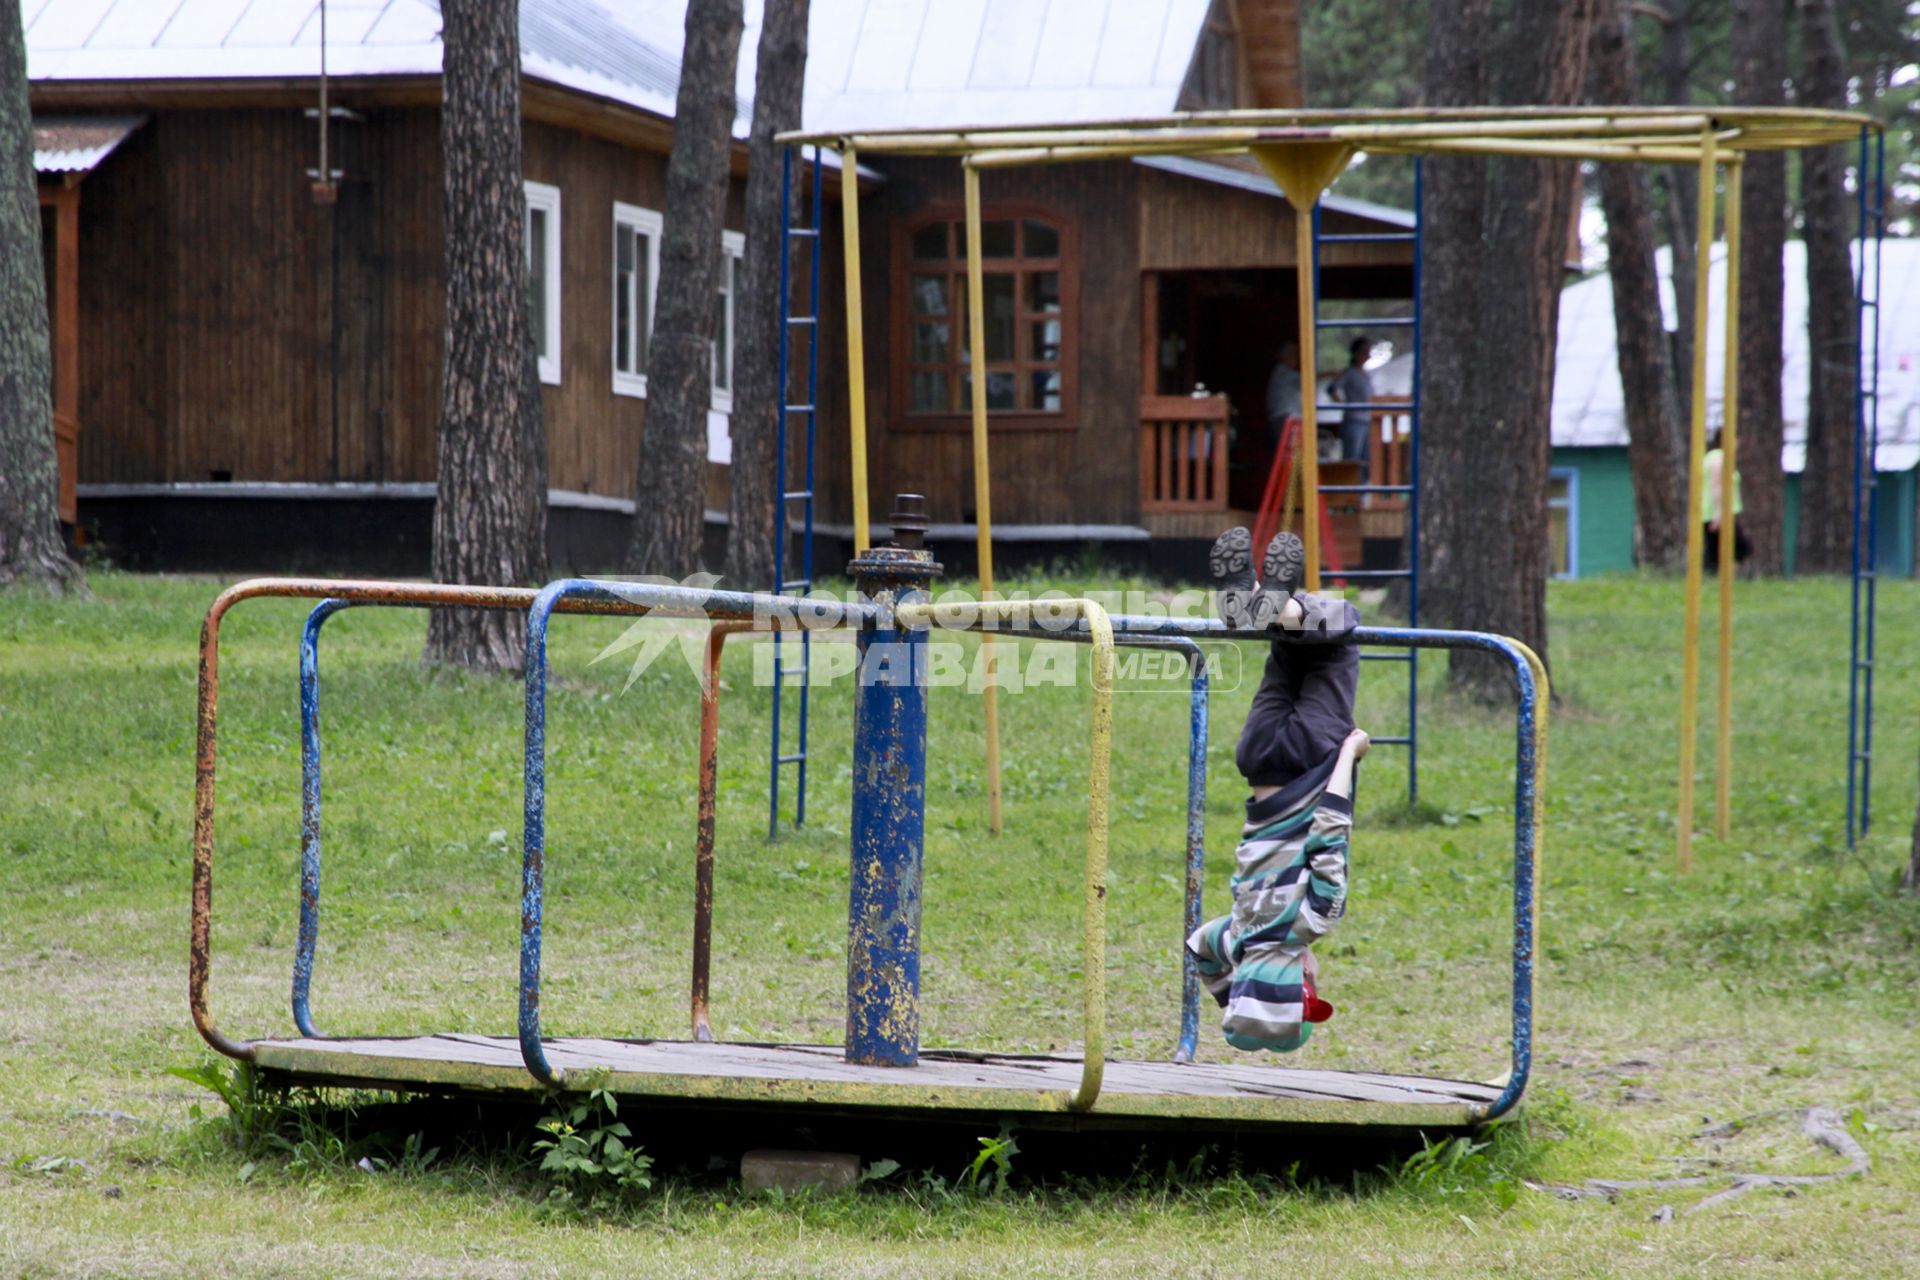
[612,202,662,397]
[524,181,562,385]
[711,230,744,411]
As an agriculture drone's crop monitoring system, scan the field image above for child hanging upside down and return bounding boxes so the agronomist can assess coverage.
[1189,527,1369,1054]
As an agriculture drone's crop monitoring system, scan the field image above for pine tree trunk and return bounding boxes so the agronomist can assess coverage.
[1591,0,1687,569]
[1657,9,1696,425]
[1420,0,1596,701]
[624,0,745,576]
[425,0,549,673]
[0,2,82,593]
[725,0,810,593]
[1732,0,1789,575]
[1795,0,1857,576]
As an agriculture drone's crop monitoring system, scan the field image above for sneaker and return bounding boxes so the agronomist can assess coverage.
[1260,531,1307,597]
[1208,527,1260,629]
[1301,973,1335,1025]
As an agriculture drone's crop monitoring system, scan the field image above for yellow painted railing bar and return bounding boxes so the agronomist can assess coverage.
[840,143,871,553]
[895,598,1114,1111]
[1677,129,1720,874]
[798,114,1721,154]
[1716,158,1744,839]
[1366,139,1714,164]
[966,142,1254,168]
[962,164,1005,835]
[779,105,1875,151]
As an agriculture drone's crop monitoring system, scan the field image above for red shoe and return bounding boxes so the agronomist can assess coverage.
[1302,974,1335,1024]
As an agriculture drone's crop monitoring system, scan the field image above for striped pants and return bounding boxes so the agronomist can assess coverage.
[1187,795,1351,1053]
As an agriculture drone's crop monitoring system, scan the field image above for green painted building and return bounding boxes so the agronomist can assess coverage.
[1548,445,1915,579]
[1551,239,1917,579]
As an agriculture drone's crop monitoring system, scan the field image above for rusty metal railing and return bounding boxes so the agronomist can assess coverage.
[191,577,871,1065]
[192,579,645,1061]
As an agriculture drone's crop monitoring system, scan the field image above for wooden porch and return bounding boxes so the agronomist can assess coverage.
[1139,394,1415,568]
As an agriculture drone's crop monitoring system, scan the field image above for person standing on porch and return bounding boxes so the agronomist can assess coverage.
[1327,337,1375,464]
[1265,339,1302,446]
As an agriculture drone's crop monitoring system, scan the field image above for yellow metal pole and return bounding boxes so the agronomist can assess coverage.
[1715,159,1743,840]
[1294,204,1322,590]
[963,165,1005,834]
[896,597,1114,1111]
[1251,141,1352,593]
[840,145,871,553]
[1677,130,1719,874]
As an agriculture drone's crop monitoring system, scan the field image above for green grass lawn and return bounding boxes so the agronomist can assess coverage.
[1,570,1916,1278]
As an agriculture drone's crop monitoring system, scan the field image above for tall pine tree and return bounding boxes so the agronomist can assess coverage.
[0,0,81,593]
[726,0,810,592]
[625,0,744,576]
[1420,0,1598,699]
[425,0,549,671]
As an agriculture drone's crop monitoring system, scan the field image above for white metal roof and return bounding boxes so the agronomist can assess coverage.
[797,0,1213,133]
[1553,240,1920,472]
[23,1,725,129]
[23,1,1215,138]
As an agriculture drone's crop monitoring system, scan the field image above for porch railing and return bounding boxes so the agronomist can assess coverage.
[1140,394,1230,513]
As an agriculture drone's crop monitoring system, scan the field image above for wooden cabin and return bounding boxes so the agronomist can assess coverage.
[27,0,1412,577]
[827,152,1414,575]
[28,0,761,572]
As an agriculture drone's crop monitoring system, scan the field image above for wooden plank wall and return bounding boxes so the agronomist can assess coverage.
[77,117,169,483]
[162,110,338,482]
[1138,166,1417,273]
[814,155,1143,529]
[523,119,746,498]
[75,107,737,499]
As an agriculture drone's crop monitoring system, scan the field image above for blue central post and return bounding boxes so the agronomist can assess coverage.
[845,494,940,1066]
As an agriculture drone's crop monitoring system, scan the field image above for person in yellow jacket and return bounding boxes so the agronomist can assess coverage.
[1702,428,1750,572]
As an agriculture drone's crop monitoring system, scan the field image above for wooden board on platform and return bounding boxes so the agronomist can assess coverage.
[248,1036,1500,1132]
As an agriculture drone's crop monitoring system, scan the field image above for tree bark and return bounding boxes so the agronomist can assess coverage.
[425,0,549,672]
[1795,0,1857,575]
[1419,0,1596,700]
[725,0,810,592]
[0,1,82,593]
[1732,0,1790,574]
[624,0,745,576]
[1656,6,1696,424]
[1591,0,1687,569]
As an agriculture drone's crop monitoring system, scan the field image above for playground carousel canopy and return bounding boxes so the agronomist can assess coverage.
[783,106,1879,170]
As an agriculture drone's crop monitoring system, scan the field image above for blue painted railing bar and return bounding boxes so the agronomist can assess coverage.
[292,597,357,1038]
[518,579,876,1085]
[1054,628,1211,1063]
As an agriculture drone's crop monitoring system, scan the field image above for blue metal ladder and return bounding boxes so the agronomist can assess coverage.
[1310,159,1424,804]
[1846,127,1887,846]
[770,145,824,836]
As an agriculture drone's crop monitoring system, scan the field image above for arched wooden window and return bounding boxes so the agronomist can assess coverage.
[892,206,1077,429]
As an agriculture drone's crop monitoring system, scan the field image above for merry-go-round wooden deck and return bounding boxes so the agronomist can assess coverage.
[246,1035,1504,1134]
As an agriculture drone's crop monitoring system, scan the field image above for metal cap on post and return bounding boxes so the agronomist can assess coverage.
[845,495,942,1066]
